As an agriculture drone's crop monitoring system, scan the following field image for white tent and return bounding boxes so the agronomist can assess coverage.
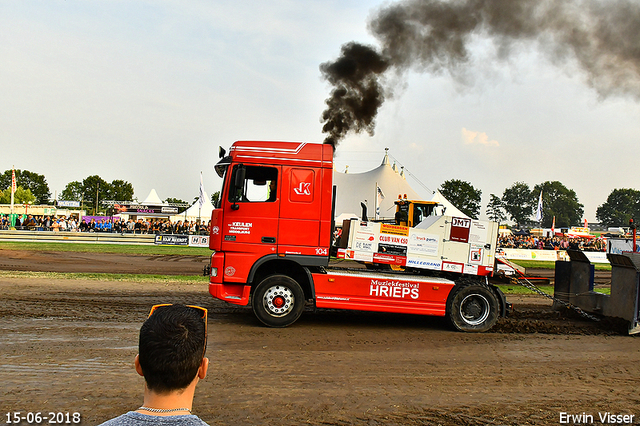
[171,191,214,223]
[333,151,425,221]
[141,189,163,205]
[429,189,470,219]
[333,150,470,221]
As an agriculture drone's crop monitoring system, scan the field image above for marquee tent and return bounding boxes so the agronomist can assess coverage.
[171,191,214,223]
[429,189,470,219]
[333,150,468,221]
[333,151,424,221]
[141,189,163,205]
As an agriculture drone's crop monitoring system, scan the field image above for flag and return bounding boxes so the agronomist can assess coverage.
[198,172,205,209]
[375,184,385,219]
[551,216,555,234]
[10,167,16,213]
[535,190,543,222]
[11,168,16,194]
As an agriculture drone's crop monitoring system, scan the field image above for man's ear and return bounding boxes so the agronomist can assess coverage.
[198,357,209,380]
[134,354,144,377]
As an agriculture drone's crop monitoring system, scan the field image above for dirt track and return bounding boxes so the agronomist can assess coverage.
[1,249,639,425]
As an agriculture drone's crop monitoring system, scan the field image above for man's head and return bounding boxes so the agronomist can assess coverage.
[137,304,207,394]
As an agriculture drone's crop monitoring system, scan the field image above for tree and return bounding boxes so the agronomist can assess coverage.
[596,188,640,228]
[165,197,188,205]
[486,194,506,223]
[501,182,534,227]
[439,179,482,219]
[0,169,51,204]
[107,179,134,202]
[532,181,583,228]
[60,181,84,202]
[211,191,220,207]
[0,186,36,204]
[81,175,110,214]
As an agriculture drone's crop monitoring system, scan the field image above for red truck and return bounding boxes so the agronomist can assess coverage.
[206,141,508,332]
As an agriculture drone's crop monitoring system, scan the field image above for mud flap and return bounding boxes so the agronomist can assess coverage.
[491,285,510,317]
[630,282,640,335]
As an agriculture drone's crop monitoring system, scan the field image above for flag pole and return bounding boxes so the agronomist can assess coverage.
[10,166,15,217]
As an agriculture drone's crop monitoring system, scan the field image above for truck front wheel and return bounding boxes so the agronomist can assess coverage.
[252,275,305,327]
[447,284,499,332]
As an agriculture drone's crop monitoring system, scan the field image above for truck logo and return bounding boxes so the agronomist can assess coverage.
[225,266,236,276]
[212,226,219,235]
[293,182,311,196]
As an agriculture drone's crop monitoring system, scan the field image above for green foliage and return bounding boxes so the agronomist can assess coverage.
[60,181,83,201]
[486,194,506,223]
[501,182,533,227]
[107,179,135,201]
[61,176,135,214]
[0,169,51,204]
[0,186,36,204]
[596,188,640,228]
[165,197,188,205]
[211,191,220,207]
[439,179,482,219]
[532,181,583,228]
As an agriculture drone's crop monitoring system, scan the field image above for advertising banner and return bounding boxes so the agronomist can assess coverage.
[188,235,210,247]
[155,234,189,246]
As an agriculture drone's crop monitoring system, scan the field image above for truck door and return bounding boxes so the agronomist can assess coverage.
[220,164,280,280]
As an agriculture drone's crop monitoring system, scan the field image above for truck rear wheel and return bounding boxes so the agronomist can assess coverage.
[447,284,499,332]
[252,275,305,327]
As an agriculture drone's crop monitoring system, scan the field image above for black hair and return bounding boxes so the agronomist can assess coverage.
[138,305,206,393]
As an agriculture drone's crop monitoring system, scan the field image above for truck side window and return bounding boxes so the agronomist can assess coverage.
[228,165,278,203]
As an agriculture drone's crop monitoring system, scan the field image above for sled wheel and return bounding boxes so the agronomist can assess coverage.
[447,284,499,332]
[252,275,305,327]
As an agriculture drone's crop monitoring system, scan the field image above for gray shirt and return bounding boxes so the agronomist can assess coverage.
[98,411,209,426]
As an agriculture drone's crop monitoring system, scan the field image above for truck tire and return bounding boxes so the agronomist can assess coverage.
[252,275,305,327]
[446,284,499,332]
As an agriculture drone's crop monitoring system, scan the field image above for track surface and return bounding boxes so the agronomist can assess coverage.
[0,249,638,425]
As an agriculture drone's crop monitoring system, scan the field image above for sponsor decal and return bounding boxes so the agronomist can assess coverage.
[450,217,471,243]
[465,264,479,275]
[379,235,409,245]
[377,243,407,256]
[469,221,488,243]
[370,279,420,299]
[469,247,483,263]
[224,266,236,276]
[154,234,189,246]
[408,232,440,256]
[293,182,311,196]
[372,253,406,265]
[211,225,220,235]
[354,241,374,251]
[189,235,210,248]
[406,258,442,270]
[355,232,376,242]
[229,221,252,234]
[380,223,409,236]
[442,261,464,273]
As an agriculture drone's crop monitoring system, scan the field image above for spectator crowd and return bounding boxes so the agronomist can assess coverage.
[498,234,606,252]
[0,214,210,235]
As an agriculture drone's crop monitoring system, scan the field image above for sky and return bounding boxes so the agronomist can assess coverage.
[1,0,639,223]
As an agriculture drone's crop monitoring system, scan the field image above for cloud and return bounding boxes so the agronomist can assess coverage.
[461,128,499,147]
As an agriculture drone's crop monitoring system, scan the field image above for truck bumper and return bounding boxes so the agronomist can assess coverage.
[209,283,251,306]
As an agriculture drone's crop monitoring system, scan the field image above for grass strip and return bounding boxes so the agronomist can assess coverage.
[0,241,211,256]
[510,259,611,271]
[0,270,210,284]
[496,283,610,295]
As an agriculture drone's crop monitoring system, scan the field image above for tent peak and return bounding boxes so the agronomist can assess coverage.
[381,148,390,166]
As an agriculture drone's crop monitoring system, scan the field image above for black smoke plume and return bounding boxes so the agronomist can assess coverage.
[321,0,640,148]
